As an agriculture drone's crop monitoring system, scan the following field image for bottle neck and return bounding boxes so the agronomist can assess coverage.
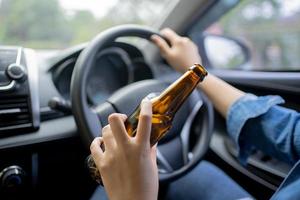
[152,65,204,116]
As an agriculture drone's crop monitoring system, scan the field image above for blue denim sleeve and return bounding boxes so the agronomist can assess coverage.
[227,94,300,165]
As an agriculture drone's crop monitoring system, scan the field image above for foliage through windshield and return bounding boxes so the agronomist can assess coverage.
[0,0,172,49]
[205,0,300,71]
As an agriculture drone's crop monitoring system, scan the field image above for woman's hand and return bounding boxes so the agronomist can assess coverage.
[151,28,202,73]
[90,99,158,200]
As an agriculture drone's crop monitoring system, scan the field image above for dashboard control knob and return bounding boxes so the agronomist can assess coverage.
[48,97,72,114]
[0,166,27,192]
[6,64,26,80]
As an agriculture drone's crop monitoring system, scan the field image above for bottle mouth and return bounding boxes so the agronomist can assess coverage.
[189,64,208,80]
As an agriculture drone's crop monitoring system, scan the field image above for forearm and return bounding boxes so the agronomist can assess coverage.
[197,73,245,118]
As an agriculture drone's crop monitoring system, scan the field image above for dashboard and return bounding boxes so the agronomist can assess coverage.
[52,42,154,106]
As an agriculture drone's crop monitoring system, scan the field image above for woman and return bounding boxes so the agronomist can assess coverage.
[90,29,300,200]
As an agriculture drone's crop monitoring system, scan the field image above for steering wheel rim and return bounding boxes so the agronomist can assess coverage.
[70,24,214,183]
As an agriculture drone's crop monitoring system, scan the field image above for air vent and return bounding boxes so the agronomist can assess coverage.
[0,97,32,132]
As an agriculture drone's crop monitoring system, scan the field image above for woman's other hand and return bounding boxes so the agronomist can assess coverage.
[151,28,202,73]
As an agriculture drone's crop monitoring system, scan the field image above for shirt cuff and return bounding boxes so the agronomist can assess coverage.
[226,94,285,164]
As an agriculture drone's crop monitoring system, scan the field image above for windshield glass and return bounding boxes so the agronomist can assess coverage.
[0,0,174,49]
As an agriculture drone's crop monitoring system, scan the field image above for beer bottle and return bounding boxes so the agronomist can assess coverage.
[87,63,207,184]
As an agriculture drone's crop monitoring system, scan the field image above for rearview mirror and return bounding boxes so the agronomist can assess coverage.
[203,34,250,70]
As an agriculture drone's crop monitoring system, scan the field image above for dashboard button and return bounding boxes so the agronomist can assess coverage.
[0,165,27,192]
[6,64,26,80]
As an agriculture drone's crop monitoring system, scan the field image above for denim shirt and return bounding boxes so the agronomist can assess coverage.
[227,94,300,200]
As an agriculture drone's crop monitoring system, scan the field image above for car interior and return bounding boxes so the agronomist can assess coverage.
[0,0,300,199]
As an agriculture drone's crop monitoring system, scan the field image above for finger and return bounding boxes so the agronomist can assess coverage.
[161,28,181,45]
[151,144,157,161]
[100,125,110,136]
[90,137,104,164]
[102,125,115,150]
[136,98,152,146]
[151,34,170,55]
[108,113,129,147]
[119,114,127,121]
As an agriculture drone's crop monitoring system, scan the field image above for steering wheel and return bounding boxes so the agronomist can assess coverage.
[71,24,214,183]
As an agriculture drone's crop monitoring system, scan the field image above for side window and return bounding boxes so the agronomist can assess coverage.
[198,0,300,71]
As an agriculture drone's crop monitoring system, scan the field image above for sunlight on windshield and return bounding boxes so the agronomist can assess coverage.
[0,0,173,49]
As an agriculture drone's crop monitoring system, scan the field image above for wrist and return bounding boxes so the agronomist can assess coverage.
[197,72,210,89]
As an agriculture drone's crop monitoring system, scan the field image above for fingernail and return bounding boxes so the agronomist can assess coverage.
[141,98,152,107]
[162,27,171,32]
[151,35,158,40]
[141,98,152,114]
[142,98,150,103]
[121,114,127,119]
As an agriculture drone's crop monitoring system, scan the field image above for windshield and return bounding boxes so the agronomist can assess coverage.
[0,0,174,49]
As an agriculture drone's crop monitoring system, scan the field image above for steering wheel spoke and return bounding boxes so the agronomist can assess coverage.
[180,100,203,164]
[157,148,174,173]
[92,101,116,126]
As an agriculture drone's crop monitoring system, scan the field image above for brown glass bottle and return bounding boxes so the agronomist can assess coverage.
[87,64,207,184]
